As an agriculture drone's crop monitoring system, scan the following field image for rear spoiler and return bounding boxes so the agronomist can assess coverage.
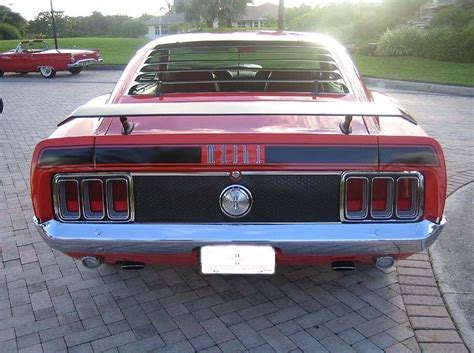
[58,101,416,135]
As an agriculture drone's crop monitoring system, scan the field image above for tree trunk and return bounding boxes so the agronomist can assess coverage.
[278,0,284,31]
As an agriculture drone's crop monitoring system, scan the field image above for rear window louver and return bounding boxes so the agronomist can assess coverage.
[128,41,349,96]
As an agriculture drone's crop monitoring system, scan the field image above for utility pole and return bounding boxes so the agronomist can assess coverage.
[50,0,58,50]
[278,0,284,31]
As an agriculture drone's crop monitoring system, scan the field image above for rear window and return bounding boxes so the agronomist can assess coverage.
[129,41,349,96]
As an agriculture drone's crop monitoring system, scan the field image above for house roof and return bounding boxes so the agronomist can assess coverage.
[238,2,279,21]
[145,13,185,26]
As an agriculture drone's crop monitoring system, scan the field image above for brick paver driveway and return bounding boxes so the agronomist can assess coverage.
[0,71,471,352]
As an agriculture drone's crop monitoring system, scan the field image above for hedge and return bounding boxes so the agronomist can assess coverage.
[0,23,20,40]
[376,26,474,63]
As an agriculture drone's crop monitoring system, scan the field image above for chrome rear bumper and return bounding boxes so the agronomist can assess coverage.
[68,58,103,68]
[34,217,445,256]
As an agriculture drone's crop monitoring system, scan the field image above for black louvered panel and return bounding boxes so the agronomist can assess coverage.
[133,174,341,223]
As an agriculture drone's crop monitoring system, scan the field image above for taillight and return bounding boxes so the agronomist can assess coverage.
[57,180,80,220]
[345,177,368,219]
[371,177,394,219]
[396,177,420,219]
[342,172,422,222]
[107,179,130,220]
[82,179,104,220]
[53,174,132,222]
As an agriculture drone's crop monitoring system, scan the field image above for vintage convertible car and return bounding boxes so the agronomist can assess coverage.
[31,32,446,274]
[0,39,102,78]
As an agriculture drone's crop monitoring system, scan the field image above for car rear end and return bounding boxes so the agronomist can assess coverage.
[31,33,447,273]
[67,48,103,69]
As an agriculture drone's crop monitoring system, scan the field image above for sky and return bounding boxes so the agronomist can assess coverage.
[1,0,381,20]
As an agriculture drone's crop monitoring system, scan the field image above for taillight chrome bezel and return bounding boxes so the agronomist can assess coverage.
[344,176,369,220]
[56,179,81,221]
[81,179,105,221]
[370,177,395,220]
[341,171,424,222]
[395,176,422,220]
[53,173,134,223]
[106,178,131,221]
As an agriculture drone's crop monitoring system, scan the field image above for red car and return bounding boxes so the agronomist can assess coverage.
[31,32,446,274]
[0,39,102,78]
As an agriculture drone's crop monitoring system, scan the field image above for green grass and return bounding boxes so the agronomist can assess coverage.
[1,37,473,86]
[354,54,474,87]
[0,37,148,64]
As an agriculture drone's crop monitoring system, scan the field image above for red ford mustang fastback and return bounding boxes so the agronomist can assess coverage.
[31,32,446,274]
[0,39,102,78]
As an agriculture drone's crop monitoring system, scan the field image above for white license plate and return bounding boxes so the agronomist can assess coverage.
[201,245,275,274]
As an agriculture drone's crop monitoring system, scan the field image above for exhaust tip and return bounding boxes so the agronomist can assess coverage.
[331,261,356,272]
[374,256,395,270]
[120,262,145,271]
[81,256,102,269]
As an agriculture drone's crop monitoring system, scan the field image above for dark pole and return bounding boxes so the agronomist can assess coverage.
[50,0,58,50]
[278,0,284,31]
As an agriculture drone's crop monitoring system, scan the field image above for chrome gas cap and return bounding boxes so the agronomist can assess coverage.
[219,185,253,218]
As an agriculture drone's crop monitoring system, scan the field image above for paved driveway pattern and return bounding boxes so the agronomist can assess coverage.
[0,71,472,352]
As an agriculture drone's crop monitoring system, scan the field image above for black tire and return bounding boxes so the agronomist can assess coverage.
[0,71,4,77]
[39,66,56,79]
[69,67,83,75]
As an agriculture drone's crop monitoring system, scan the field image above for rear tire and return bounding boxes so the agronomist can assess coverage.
[39,66,56,79]
[0,71,4,77]
[68,67,83,75]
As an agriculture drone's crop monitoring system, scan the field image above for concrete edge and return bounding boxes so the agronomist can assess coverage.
[365,77,474,97]
[429,182,474,352]
[86,65,474,97]
[88,64,126,71]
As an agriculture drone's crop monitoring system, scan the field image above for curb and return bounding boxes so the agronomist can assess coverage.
[86,66,474,97]
[429,182,474,352]
[88,64,126,71]
[397,254,469,352]
[365,77,474,97]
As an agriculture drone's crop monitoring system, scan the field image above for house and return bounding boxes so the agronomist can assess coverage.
[145,13,185,39]
[232,2,279,28]
[146,2,279,40]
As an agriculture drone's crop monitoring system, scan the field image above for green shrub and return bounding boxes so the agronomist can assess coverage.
[324,25,354,44]
[0,23,20,40]
[376,27,423,56]
[119,19,147,38]
[431,6,474,29]
[376,26,474,63]
[416,27,474,62]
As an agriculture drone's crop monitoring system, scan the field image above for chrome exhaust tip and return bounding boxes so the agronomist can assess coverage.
[81,256,102,269]
[120,262,145,271]
[374,256,395,270]
[331,261,356,271]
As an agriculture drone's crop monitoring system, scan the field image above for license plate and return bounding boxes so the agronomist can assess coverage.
[201,245,275,275]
